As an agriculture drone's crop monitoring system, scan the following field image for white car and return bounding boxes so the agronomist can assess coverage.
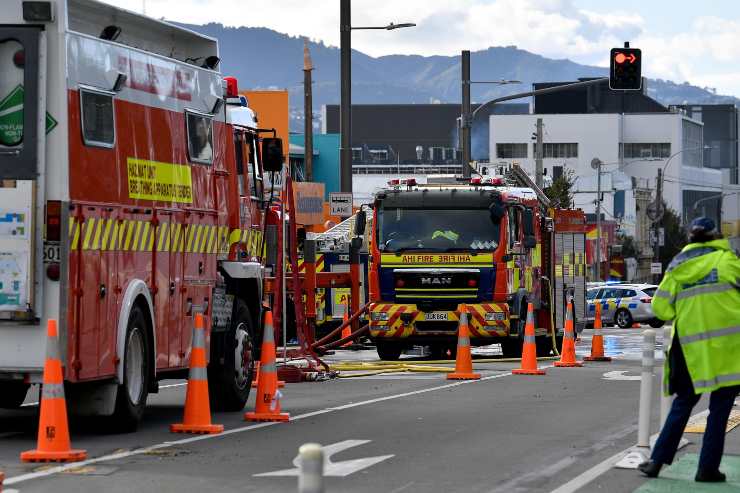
[586,283,665,329]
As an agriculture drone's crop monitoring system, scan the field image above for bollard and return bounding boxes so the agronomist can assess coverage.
[615,329,655,469]
[637,329,656,448]
[298,443,324,493]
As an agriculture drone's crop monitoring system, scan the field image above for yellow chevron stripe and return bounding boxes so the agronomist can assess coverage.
[70,220,81,251]
[140,222,151,251]
[185,224,197,252]
[157,222,169,252]
[82,218,95,250]
[68,220,74,238]
[100,218,113,251]
[91,218,103,250]
[108,220,119,251]
[170,223,181,252]
[207,225,217,254]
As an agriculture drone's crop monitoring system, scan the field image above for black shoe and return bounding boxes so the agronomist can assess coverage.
[638,460,662,478]
[695,470,726,482]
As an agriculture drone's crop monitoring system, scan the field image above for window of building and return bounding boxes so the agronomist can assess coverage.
[443,147,456,161]
[540,143,578,158]
[682,119,703,167]
[80,88,115,148]
[552,165,564,181]
[351,147,363,161]
[186,111,213,164]
[496,143,528,159]
[620,143,671,159]
[368,149,388,162]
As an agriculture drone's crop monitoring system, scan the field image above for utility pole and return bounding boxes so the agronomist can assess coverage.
[339,0,352,193]
[653,168,663,284]
[596,161,602,282]
[461,50,471,178]
[303,39,314,181]
[535,118,544,189]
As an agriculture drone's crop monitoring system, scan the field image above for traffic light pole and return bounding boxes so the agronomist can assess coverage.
[653,168,663,284]
[339,0,352,193]
[461,50,471,178]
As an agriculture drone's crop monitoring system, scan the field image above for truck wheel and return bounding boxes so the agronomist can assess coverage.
[376,341,403,361]
[112,305,150,433]
[209,299,255,412]
[648,319,665,329]
[0,382,30,409]
[615,309,634,329]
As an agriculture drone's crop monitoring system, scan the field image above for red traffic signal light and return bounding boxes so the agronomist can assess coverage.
[610,47,642,90]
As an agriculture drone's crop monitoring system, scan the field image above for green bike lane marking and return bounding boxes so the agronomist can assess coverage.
[635,454,740,492]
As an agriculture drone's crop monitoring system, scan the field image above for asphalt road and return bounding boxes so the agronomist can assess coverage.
[0,328,690,493]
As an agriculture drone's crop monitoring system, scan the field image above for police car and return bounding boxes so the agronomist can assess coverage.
[586,283,665,329]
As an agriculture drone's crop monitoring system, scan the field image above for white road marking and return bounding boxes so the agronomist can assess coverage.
[602,370,641,381]
[4,368,535,487]
[549,408,710,493]
[255,439,394,477]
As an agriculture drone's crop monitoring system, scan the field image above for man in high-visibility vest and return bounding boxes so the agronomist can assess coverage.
[638,217,740,483]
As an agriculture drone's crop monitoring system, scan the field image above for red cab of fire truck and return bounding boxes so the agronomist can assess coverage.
[367,177,587,360]
[0,0,283,430]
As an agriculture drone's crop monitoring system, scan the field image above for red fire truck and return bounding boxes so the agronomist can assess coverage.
[0,0,282,430]
[367,171,588,360]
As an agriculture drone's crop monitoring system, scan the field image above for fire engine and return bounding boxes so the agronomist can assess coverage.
[367,169,587,360]
[0,0,284,430]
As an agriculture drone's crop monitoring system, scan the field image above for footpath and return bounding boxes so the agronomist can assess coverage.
[580,399,740,492]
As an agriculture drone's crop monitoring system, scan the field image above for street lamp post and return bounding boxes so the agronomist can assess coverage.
[339,0,415,194]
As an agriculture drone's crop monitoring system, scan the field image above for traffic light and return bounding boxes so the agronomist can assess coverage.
[609,47,642,90]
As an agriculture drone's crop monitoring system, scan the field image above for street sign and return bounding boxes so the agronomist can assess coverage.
[255,440,394,477]
[649,227,665,247]
[646,201,664,222]
[330,192,353,217]
[651,262,662,275]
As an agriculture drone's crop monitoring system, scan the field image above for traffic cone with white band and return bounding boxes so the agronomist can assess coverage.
[171,313,224,434]
[21,319,87,463]
[554,301,583,367]
[512,303,546,375]
[447,305,481,380]
[245,310,290,422]
[585,303,611,362]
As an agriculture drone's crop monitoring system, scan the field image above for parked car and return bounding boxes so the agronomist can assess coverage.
[586,283,664,329]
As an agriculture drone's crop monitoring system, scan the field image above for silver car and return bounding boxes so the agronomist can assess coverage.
[586,283,665,329]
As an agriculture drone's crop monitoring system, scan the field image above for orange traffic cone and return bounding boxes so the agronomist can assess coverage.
[447,305,481,380]
[512,303,546,375]
[554,300,583,367]
[171,313,224,434]
[252,361,285,389]
[21,319,87,463]
[341,299,353,347]
[585,303,611,362]
[245,310,290,422]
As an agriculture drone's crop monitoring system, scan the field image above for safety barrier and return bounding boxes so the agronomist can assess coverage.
[246,310,290,422]
[513,303,546,375]
[447,305,481,380]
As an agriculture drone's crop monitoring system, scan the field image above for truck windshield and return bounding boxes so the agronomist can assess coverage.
[0,39,25,148]
[378,208,500,252]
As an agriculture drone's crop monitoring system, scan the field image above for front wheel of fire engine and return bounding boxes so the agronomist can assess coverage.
[0,382,30,409]
[112,305,150,433]
[210,299,255,412]
[375,341,403,361]
[615,309,634,329]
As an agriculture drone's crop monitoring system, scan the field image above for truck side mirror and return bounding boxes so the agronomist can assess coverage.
[354,210,367,236]
[261,137,283,172]
[489,200,505,224]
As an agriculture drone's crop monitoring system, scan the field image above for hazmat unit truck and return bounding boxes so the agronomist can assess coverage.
[0,0,284,430]
[367,174,587,360]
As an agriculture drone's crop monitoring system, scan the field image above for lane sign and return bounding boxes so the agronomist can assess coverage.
[255,439,394,478]
[650,262,662,275]
[330,192,353,217]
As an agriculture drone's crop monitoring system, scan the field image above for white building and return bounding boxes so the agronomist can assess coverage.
[489,112,723,241]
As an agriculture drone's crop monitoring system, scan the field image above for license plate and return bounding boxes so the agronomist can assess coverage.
[424,312,449,321]
[43,241,61,263]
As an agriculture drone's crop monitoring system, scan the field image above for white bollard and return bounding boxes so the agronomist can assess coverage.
[298,443,324,493]
[615,329,655,469]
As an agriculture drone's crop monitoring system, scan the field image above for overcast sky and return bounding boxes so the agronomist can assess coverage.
[103,0,740,97]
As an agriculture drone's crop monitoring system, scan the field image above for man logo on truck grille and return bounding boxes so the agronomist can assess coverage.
[420,277,453,286]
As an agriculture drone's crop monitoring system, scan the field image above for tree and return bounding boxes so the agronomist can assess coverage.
[657,206,687,267]
[617,234,640,259]
[544,169,575,209]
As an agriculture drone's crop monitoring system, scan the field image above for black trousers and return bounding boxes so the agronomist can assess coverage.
[651,384,739,471]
